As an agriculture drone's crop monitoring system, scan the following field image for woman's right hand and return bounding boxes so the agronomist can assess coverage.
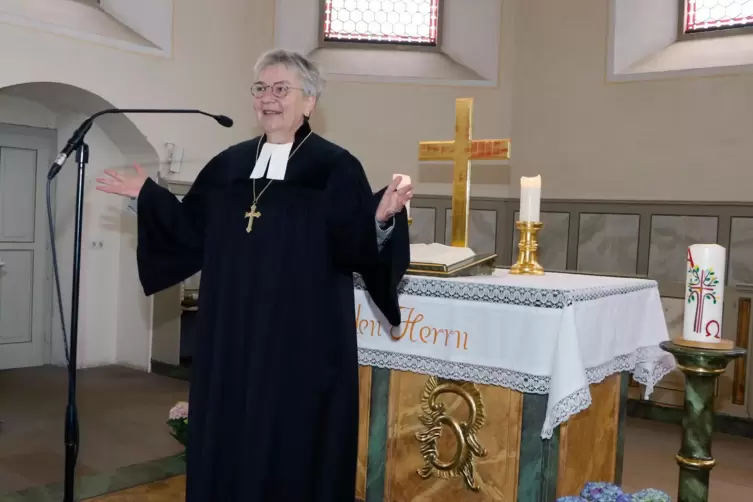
[95,163,148,199]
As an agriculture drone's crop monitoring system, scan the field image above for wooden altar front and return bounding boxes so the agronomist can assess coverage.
[354,366,629,502]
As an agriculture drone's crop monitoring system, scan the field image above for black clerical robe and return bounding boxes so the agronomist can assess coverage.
[135,121,409,502]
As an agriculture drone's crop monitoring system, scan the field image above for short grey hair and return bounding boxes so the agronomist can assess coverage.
[254,49,325,100]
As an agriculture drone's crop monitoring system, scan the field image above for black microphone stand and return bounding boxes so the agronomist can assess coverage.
[46,108,231,502]
[63,141,88,502]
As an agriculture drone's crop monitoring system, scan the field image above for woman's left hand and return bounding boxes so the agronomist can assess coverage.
[376,176,413,224]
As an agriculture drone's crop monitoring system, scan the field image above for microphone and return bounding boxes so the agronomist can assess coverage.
[46,107,231,502]
[48,108,233,180]
[214,114,234,127]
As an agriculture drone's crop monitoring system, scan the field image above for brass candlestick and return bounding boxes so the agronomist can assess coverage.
[509,221,544,275]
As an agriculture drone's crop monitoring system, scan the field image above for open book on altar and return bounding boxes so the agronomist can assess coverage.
[410,243,476,265]
[407,243,497,277]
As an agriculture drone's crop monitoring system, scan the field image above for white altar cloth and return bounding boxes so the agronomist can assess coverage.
[354,269,674,439]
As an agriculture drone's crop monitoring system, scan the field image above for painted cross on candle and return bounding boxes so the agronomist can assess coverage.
[687,266,719,334]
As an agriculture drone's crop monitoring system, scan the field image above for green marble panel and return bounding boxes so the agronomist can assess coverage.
[517,393,560,502]
[614,373,630,487]
[364,367,391,502]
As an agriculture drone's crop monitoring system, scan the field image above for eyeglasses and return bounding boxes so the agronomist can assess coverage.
[250,83,303,98]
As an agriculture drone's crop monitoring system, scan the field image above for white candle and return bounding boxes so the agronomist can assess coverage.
[519,175,541,222]
[682,244,726,343]
[393,173,411,219]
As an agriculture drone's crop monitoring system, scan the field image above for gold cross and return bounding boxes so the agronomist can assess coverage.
[418,98,510,248]
[245,204,261,233]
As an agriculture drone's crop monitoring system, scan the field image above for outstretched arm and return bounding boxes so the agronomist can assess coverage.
[326,152,412,325]
[132,178,207,295]
[97,161,216,296]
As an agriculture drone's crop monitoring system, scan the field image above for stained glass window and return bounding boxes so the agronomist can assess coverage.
[684,0,753,33]
[322,0,441,46]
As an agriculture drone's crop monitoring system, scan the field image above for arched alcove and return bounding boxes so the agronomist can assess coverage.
[0,81,160,371]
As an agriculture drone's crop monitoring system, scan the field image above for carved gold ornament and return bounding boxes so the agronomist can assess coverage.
[415,376,487,491]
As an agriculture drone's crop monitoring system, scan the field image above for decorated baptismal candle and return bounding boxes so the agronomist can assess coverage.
[683,244,726,343]
[393,173,411,219]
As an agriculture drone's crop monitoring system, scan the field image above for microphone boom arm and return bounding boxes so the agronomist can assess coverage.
[48,108,232,180]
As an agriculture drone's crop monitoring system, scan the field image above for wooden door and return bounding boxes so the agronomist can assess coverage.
[0,127,54,369]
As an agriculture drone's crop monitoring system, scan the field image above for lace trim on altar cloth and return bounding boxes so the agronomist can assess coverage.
[357,345,676,439]
[540,345,675,439]
[353,274,658,309]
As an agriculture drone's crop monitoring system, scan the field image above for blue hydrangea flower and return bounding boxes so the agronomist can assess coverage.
[631,488,671,501]
[561,482,669,502]
[581,482,626,502]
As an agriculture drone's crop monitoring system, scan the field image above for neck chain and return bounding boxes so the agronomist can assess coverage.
[252,130,313,204]
[244,130,312,233]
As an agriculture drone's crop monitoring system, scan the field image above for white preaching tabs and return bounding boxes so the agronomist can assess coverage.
[250,142,293,180]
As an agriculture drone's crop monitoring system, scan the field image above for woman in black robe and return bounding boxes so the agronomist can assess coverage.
[96,48,412,501]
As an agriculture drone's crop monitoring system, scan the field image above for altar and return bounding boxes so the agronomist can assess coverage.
[352,269,673,502]
[145,96,674,501]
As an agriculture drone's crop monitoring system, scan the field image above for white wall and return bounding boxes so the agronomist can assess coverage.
[116,199,151,369]
[0,94,56,129]
[511,0,753,201]
[290,0,753,202]
[50,110,127,367]
[0,0,274,369]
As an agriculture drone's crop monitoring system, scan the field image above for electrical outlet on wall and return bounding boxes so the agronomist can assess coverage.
[165,142,184,174]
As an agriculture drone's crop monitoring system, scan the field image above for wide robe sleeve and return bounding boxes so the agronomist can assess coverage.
[134,158,218,296]
[326,151,410,326]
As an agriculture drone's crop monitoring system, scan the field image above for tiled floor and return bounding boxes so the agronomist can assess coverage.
[0,365,188,494]
[621,417,753,500]
[1,365,752,501]
[85,476,186,501]
[86,424,753,502]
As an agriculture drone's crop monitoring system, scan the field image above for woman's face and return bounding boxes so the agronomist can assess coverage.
[252,64,315,140]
